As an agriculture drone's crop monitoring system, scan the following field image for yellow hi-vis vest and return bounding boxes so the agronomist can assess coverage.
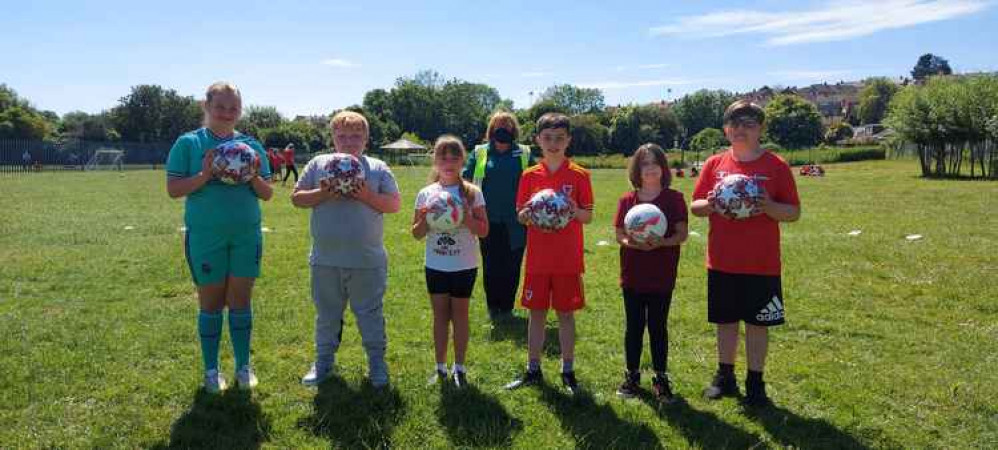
[472,143,531,187]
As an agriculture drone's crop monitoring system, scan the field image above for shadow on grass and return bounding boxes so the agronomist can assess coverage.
[640,394,762,449]
[296,374,406,449]
[437,381,523,447]
[487,314,563,357]
[539,382,663,449]
[743,403,875,449]
[153,388,272,449]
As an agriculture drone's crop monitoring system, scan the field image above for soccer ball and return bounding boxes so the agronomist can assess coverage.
[424,190,464,232]
[624,203,668,243]
[212,141,260,185]
[526,189,574,230]
[320,153,365,195]
[709,174,766,220]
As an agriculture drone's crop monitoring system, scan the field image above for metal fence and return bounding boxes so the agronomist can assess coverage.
[0,138,172,175]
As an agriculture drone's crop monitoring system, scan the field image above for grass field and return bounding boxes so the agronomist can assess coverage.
[1,160,996,449]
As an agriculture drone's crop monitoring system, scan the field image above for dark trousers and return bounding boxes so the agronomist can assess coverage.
[479,222,524,315]
[623,289,673,372]
[283,164,298,183]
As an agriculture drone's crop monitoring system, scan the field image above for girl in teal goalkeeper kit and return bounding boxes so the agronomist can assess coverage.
[166,82,273,393]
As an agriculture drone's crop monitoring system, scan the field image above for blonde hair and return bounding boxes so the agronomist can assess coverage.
[484,111,520,143]
[205,81,241,105]
[430,135,476,204]
[330,110,370,137]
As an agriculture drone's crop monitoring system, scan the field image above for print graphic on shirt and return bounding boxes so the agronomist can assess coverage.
[561,184,574,196]
[432,233,461,257]
[524,289,533,301]
[756,296,785,322]
[716,170,770,182]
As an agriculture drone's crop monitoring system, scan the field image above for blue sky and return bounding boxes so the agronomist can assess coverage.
[2,0,996,117]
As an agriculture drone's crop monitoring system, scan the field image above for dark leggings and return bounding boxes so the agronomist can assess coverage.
[479,222,525,314]
[283,164,298,183]
[623,289,673,372]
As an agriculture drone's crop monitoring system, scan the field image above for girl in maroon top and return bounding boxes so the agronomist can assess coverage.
[613,143,688,402]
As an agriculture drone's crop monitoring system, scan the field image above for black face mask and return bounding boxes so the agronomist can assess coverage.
[492,128,514,144]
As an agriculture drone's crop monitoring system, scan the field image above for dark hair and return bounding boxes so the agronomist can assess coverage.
[627,143,672,189]
[723,100,766,124]
[536,112,571,134]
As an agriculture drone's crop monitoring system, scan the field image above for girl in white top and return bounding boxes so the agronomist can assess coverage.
[412,135,489,387]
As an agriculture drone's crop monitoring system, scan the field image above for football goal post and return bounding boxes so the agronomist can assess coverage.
[85,149,125,171]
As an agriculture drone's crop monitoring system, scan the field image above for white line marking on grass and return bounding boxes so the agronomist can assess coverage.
[905,234,923,241]
[597,240,610,246]
[848,230,862,236]
[124,226,135,230]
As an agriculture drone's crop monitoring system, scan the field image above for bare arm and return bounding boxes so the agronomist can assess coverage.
[464,205,489,238]
[659,221,688,246]
[411,208,429,239]
[759,197,801,222]
[354,180,401,214]
[167,149,214,198]
[690,199,713,217]
[249,175,273,201]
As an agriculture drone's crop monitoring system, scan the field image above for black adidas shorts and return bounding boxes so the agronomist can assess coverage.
[425,267,478,298]
[707,269,785,326]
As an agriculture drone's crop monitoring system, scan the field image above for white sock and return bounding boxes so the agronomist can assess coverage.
[436,363,447,373]
[453,363,466,374]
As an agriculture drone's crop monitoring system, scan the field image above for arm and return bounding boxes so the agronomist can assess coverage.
[758,197,800,222]
[354,180,402,214]
[464,205,489,238]
[659,221,688,246]
[167,149,214,199]
[249,175,273,201]
[574,205,593,224]
[291,178,334,208]
[411,207,429,239]
[690,199,713,217]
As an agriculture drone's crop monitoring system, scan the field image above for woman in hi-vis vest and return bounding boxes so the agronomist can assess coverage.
[462,111,535,322]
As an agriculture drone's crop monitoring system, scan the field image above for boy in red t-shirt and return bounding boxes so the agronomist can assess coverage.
[282,143,298,185]
[613,143,688,402]
[691,100,801,407]
[505,113,594,394]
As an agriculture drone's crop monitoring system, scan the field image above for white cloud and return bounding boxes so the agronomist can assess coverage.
[320,58,360,68]
[649,0,990,45]
[578,78,697,90]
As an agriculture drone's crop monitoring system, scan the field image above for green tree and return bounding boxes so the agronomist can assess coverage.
[857,77,900,124]
[569,114,608,156]
[911,53,953,83]
[239,105,283,138]
[764,94,824,149]
[671,89,738,145]
[537,84,605,115]
[609,106,642,155]
[59,111,118,141]
[0,107,50,139]
[111,85,200,143]
[440,81,505,146]
[689,128,728,158]
[824,121,854,144]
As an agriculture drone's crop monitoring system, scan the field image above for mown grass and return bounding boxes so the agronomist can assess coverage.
[0,160,995,448]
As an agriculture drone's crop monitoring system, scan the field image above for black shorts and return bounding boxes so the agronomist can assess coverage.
[707,269,785,326]
[425,267,478,298]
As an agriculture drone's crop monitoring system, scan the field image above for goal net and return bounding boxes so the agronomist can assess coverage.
[85,149,125,171]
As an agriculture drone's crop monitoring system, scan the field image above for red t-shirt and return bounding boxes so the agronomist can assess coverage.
[692,150,800,276]
[614,189,688,294]
[283,147,295,165]
[516,160,595,275]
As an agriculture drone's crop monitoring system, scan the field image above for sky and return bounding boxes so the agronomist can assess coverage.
[2,0,996,118]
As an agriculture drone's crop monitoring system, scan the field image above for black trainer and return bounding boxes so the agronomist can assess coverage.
[652,373,676,403]
[504,369,543,390]
[452,371,468,389]
[742,380,772,407]
[561,371,580,395]
[616,371,640,399]
[703,371,739,399]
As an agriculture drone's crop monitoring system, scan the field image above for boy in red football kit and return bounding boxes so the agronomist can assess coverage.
[505,113,594,394]
[691,100,801,407]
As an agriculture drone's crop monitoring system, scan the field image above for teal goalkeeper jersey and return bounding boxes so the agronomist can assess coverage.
[166,128,271,232]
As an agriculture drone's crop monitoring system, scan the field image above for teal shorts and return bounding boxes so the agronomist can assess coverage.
[184,228,262,286]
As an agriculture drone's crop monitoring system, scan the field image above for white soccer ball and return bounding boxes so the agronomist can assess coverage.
[624,203,668,243]
[320,153,365,195]
[526,189,574,230]
[424,190,464,232]
[212,141,259,185]
[709,174,765,220]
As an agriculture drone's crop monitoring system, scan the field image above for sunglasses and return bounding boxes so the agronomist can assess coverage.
[727,117,761,129]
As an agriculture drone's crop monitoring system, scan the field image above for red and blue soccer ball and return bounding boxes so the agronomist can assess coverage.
[212,141,260,185]
[624,203,668,243]
[320,153,365,195]
[526,189,574,230]
[424,190,464,232]
[709,174,766,220]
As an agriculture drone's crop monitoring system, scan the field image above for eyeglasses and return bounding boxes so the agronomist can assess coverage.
[727,117,760,129]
